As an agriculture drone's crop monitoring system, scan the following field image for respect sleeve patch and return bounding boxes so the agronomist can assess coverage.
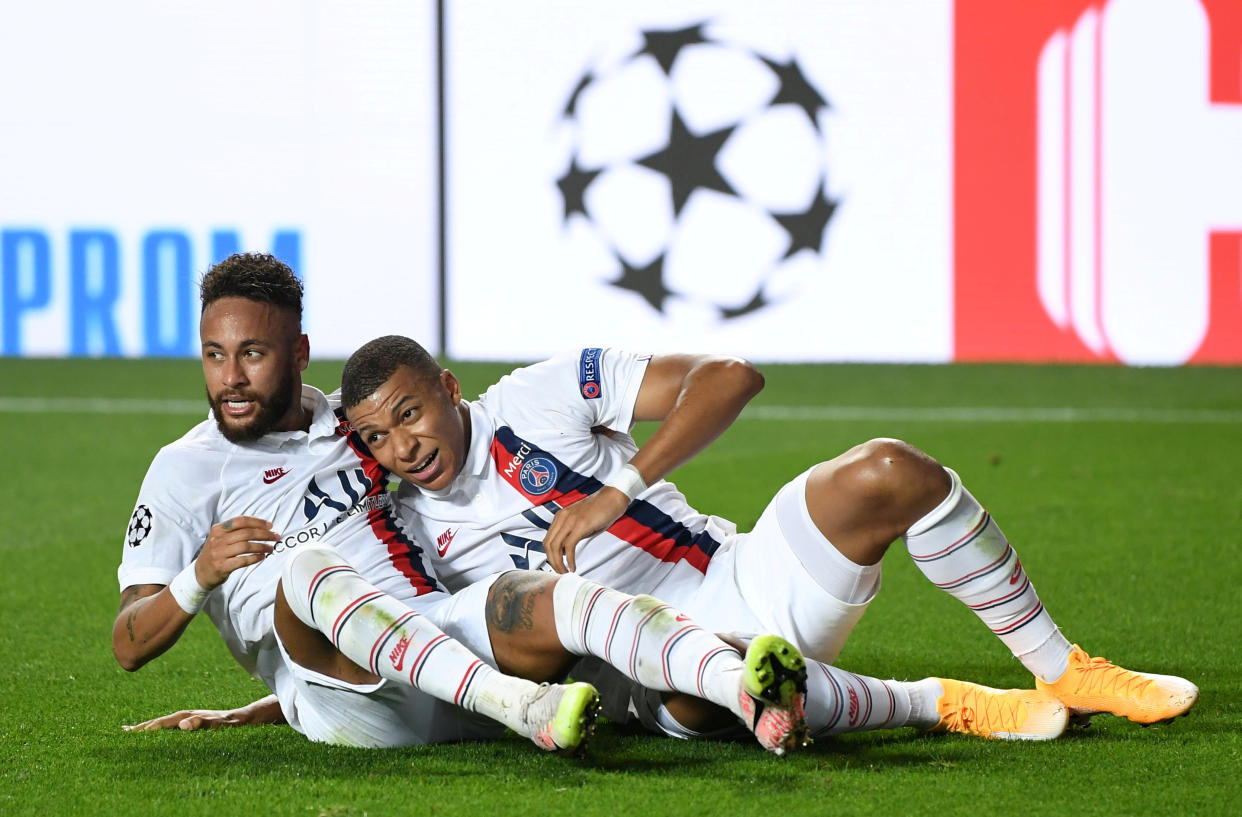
[578,347,603,399]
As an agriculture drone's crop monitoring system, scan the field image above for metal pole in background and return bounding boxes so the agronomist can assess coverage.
[436,0,448,358]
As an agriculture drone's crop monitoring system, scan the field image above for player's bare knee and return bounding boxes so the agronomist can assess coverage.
[817,438,948,529]
[870,438,950,517]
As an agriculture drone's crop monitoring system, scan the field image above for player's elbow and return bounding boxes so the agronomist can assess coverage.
[113,645,146,673]
[112,626,149,672]
[740,359,765,398]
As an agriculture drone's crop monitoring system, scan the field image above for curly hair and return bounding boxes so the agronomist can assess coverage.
[199,252,303,322]
[341,335,442,409]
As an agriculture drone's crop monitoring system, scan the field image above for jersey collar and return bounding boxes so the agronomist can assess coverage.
[462,399,493,480]
[416,399,491,500]
[304,386,341,441]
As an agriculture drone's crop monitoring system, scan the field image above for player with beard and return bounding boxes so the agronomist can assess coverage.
[330,336,1198,742]
[114,253,811,755]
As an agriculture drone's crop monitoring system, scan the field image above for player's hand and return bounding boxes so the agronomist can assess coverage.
[122,709,247,732]
[542,488,630,573]
[194,516,280,589]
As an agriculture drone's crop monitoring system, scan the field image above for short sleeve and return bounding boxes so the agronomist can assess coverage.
[486,348,650,435]
[117,446,219,591]
[583,348,651,433]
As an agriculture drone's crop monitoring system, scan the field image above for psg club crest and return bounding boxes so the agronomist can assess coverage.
[519,456,559,496]
[555,22,838,321]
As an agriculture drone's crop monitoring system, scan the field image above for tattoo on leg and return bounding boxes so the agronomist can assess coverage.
[126,608,138,643]
[486,572,548,634]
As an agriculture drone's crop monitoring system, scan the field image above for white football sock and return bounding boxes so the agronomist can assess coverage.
[905,678,946,728]
[654,657,922,738]
[282,545,541,734]
[552,573,747,720]
[804,660,920,736]
[1019,634,1075,684]
[905,469,1073,682]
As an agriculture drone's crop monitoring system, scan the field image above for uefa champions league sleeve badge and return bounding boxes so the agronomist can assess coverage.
[126,505,153,547]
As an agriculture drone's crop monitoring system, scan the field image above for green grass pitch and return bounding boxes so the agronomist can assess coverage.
[1,358,1238,816]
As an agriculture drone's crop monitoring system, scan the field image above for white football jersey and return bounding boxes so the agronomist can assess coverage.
[119,385,442,692]
[398,348,736,599]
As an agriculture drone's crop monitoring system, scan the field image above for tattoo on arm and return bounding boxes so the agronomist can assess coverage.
[486,572,548,634]
[118,586,142,613]
[117,584,162,643]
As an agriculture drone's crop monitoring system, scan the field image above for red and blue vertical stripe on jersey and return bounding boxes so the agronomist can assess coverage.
[489,426,720,573]
[336,406,440,596]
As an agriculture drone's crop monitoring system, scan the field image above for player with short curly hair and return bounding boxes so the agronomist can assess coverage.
[198,251,304,319]
[337,335,1199,741]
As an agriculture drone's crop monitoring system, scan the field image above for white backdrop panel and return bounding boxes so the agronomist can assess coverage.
[0,0,437,358]
[445,0,952,361]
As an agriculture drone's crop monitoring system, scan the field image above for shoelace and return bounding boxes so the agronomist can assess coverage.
[1068,654,1155,699]
[942,687,1025,734]
[519,682,553,722]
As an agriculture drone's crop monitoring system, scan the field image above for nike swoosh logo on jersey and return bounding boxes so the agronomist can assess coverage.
[262,467,292,484]
[436,527,457,557]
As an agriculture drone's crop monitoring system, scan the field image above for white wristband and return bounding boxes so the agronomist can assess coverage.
[168,562,211,615]
[603,462,648,501]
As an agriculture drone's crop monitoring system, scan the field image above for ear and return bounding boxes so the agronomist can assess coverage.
[441,368,462,404]
[294,333,310,372]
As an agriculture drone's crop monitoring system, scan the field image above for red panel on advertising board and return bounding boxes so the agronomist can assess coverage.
[954,0,1242,364]
[1194,0,1242,364]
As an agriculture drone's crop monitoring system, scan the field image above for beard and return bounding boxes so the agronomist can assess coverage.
[207,367,298,443]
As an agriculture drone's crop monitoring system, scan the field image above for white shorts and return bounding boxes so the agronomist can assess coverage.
[272,577,505,748]
[651,466,880,665]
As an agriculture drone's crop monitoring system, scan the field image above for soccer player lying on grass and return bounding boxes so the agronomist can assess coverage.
[333,336,1199,742]
[114,253,810,755]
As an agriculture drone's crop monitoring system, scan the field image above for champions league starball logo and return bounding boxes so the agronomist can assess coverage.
[126,505,153,547]
[555,22,838,320]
